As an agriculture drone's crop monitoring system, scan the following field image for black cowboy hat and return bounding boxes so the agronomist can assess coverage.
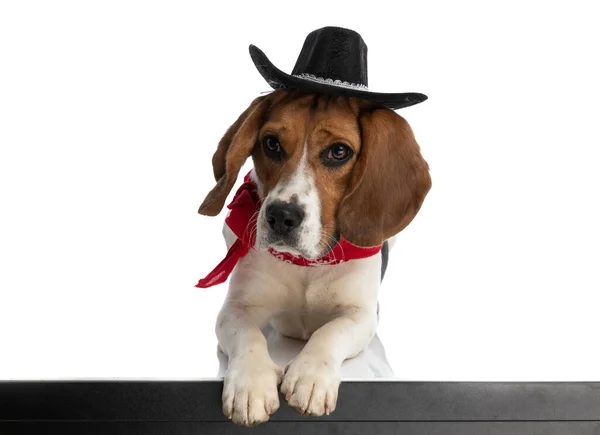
[249,26,427,110]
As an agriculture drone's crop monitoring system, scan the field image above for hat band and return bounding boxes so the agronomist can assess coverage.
[293,73,369,91]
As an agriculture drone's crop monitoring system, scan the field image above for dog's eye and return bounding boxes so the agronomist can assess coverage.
[321,143,353,167]
[262,135,284,160]
[329,145,350,160]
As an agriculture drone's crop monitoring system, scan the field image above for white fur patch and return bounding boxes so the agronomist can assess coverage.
[250,169,264,198]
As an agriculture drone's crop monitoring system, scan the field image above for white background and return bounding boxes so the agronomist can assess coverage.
[1,1,598,380]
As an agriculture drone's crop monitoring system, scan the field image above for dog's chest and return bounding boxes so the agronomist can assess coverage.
[234,248,380,341]
[270,277,341,340]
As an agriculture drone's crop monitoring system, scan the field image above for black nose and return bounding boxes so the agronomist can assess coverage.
[265,202,305,235]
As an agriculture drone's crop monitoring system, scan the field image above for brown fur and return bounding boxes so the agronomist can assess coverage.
[199,89,431,248]
[338,106,432,246]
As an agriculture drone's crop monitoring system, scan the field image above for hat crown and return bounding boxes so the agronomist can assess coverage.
[291,27,368,88]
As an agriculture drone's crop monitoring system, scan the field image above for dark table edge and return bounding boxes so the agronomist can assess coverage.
[1,380,599,422]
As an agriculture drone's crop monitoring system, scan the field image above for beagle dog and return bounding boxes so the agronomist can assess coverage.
[198,89,431,426]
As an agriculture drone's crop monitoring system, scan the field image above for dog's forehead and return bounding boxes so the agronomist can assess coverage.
[267,94,314,124]
[265,94,360,145]
[310,109,361,146]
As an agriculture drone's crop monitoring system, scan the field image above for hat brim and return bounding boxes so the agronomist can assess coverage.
[249,45,427,110]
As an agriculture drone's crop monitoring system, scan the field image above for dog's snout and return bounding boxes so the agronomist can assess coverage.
[266,202,305,235]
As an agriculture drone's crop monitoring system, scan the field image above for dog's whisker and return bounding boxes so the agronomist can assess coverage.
[319,230,342,263]
[243,210,261,245]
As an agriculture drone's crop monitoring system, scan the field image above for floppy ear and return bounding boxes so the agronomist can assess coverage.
[337,107,432,247]
[198,95,270,216]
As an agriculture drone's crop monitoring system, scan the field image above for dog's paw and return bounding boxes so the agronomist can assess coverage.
[222,355,283,427]
[280,354,341,417]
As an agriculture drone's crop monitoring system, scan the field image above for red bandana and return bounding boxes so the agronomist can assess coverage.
[196,172,383,288]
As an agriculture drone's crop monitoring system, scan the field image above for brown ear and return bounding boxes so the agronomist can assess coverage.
[198,95,270,216]
[338,107,432,247]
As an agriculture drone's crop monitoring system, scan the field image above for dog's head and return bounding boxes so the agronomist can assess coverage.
[199,89,431,258]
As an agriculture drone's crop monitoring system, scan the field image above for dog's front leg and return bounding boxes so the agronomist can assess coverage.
[216,283,282,426]
[281,307,378,416]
